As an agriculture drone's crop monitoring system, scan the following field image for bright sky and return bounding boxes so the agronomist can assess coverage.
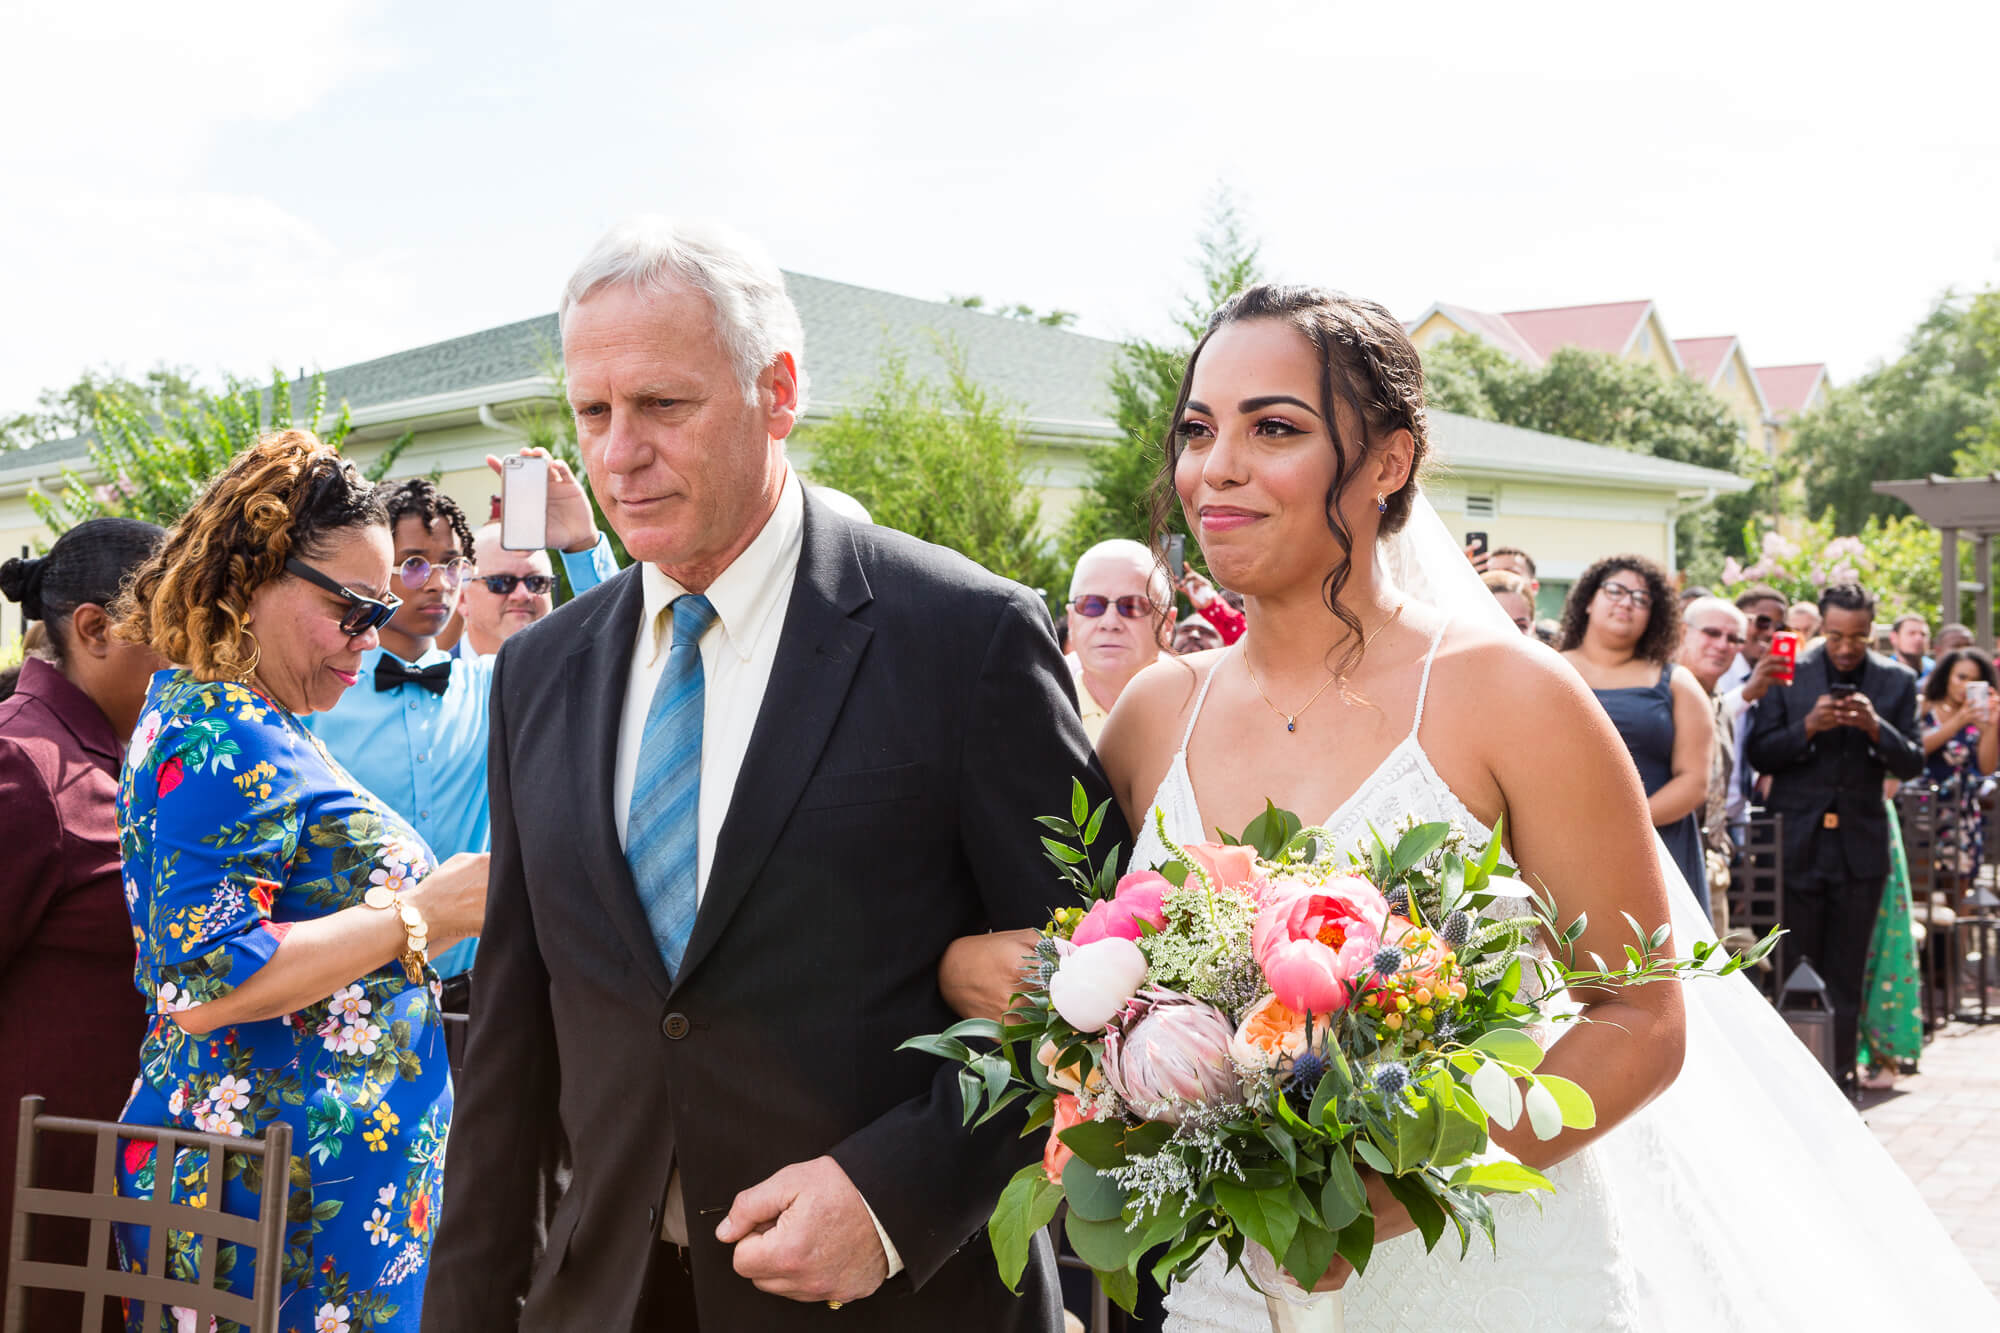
[3,0,1996,417]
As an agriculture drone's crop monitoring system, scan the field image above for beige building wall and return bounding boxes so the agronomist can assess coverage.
[1407,311,1465,352]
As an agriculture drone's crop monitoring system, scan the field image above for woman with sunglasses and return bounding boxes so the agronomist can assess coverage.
[108,431,490,1332]
[1559,555,1715,914]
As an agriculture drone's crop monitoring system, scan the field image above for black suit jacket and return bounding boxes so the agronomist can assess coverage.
[1744,644,1923,879]
[423,498,1123,1331]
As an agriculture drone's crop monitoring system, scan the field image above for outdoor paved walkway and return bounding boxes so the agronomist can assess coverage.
[1859,1020,2000,1298]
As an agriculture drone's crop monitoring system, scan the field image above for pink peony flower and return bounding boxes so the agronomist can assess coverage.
[1253,877,1387,1015]
[1101,989,1242,1124]
[1070,871,1171,946]
[1048,937,1149,1032]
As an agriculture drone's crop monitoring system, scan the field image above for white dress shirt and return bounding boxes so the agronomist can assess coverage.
[610,468,902,1275]
[1718,653,1756,826]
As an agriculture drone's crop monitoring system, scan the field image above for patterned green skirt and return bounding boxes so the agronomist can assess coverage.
[1860,798,1924,1071]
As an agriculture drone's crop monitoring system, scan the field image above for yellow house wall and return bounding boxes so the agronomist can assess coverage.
[1710,347,1768,452]
[1629,311,1679,376]
[1407,311,1468,353]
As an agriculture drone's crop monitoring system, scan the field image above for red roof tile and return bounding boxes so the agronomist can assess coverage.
[1501,300,1656,363]
[1753,364,1828,418]
[1672,336,1737,386]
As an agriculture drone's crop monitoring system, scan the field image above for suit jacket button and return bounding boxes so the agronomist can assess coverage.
[662,1012,691,1040]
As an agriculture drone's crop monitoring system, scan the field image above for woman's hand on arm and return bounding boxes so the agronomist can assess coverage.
[1484,649,1687,1172]
[174,853,489,1035]
[1646,666,1715,826]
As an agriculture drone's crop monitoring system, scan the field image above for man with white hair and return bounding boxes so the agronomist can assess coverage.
[461,522,559,655]
[425,218,1110,1332]
[1065,538,1172,741]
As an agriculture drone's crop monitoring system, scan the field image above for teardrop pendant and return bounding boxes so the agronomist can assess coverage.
[1286,718,1297,733]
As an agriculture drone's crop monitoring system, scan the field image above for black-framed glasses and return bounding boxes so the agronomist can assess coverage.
[477,573,557,596]
[1070,594,1158,620]
[398,555,476,591]
[285,558,402,637]
[1749,614,1777,632]
[1697,624,1747,648]
[1598,581,1653,610]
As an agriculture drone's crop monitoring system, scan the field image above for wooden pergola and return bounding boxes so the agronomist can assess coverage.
[1872,474,2000,648]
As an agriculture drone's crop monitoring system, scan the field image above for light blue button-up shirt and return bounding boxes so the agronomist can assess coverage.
[306,534,619,975]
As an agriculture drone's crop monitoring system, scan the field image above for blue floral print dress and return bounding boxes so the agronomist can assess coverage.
[116,671,450,1333]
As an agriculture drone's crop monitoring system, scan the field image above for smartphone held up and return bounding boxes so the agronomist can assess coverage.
[500,453,549,551]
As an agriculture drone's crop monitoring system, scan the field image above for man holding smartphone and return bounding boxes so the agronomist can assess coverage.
[1747,581,1923,1091]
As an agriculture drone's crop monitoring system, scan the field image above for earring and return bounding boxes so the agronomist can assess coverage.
[236,629,262,684]
[1375,493,1388,514]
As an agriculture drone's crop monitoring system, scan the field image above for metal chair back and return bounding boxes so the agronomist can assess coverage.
[1730,813,1786,1001]
[1896,785,1960,1033]
[5,1096,291,1333]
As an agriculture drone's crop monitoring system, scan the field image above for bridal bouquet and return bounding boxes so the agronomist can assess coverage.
[905,786,1774,1327]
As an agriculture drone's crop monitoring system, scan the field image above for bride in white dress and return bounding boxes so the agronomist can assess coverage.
[943,282,1996,1329]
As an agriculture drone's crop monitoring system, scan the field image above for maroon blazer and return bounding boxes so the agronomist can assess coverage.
[0,657,146,1331]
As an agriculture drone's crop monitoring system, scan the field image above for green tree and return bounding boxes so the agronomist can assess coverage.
[29,370,413,534]
[1419,334,1769,573]
[945,295,1080,328]
[1061,188,1263,566]
[1794,286,2000,531]
[2,363,203,452]
[799,340,1062,596]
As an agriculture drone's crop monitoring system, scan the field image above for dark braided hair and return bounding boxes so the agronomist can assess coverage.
[375,478,475,560]
[0,517,164,666]
[1150,284,1431,676]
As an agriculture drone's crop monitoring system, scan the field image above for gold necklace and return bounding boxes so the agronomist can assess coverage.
[1243,600,1406,734]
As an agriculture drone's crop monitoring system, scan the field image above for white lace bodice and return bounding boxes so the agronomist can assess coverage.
[1135,623,1642,1333]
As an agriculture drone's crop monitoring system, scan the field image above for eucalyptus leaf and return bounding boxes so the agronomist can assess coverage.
[1062,1155,1128,1222]
[1065,1210,1141,1272]
[1320,1152,1367,1230]
[1098,1264,1138,1315]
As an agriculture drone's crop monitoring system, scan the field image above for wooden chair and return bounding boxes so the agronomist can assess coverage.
[5,1096,291,1333]
[1728,813,1786,1002]
[1895,786,1961,1034]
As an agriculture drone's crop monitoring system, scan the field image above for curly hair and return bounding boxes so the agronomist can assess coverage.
[1923,646,1997,704]
[376,477,475,561]
[1150,284,1431,676]
[112,430,387,681]
[1558,555,1683,663]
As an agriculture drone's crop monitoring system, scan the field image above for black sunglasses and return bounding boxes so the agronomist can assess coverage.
[1070,594,1158,620]
[285,558,402,637]
[478,573,557,596]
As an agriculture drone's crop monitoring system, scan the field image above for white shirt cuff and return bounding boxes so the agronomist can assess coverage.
[860,1193,905,1278]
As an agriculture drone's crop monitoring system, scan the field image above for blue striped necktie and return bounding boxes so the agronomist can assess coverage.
[626,593,717,978]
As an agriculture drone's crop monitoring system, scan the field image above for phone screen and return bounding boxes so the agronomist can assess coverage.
[1159,533,1187,581]
[1829,683,1859,698]
[1465,531,1488,556]
[500,454,550,551]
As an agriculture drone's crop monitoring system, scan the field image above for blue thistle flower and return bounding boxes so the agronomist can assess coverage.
[1373,1062,1410,1096]
[1384,885,1410,915]
[1371,945,1406,978]
[1288,1050,1330,1091]
[1441,910,1472,950]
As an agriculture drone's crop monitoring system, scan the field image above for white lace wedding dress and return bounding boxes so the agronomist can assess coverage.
[1129,495,2000,1332]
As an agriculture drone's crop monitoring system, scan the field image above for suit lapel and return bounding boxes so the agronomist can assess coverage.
[563,567,676,1004]
[673,500,874,994]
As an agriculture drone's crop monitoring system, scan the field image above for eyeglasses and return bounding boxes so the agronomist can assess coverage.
[1697,625,1747,648]
[285,558,402,637]
[398,555,476,591]
[477,573,557,596]
[1749,614,1778,632]
[1070,594,1159,620]
[1597,581,1653,610]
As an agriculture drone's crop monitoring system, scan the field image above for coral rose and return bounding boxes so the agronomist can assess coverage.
[1185,843,1268,900]
[1043,1093,1085,1183]
[1070,871,1171,946]
[1229,993,1322,1075]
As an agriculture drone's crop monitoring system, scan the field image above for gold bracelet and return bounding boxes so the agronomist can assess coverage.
[363,885,430,985]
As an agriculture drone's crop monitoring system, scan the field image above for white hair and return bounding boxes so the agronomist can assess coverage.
[1683,596,1747,633]
[1070,538,1172,608]
[560,216,809,413]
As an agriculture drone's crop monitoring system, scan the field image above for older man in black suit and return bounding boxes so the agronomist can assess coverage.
[422,218,1118,1331]
[1746,582,1923,1089]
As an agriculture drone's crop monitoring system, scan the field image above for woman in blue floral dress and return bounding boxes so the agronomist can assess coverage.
[110,434,488,1333]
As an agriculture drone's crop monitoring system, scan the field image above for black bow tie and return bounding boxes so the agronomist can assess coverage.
[374,657,452,695]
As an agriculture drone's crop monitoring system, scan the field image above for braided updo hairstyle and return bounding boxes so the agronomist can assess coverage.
[0,517,164,667]
[1152,284,1431,673]
[112,430,387,681]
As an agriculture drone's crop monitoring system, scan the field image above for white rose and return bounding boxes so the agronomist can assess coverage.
[1048,937,1148,1032]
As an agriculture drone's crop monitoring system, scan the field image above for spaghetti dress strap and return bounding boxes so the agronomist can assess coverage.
[1408,613,1455,741]
[1176,652,1229,755]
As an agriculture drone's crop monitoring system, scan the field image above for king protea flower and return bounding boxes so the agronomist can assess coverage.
[1101,988,1243,1124]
